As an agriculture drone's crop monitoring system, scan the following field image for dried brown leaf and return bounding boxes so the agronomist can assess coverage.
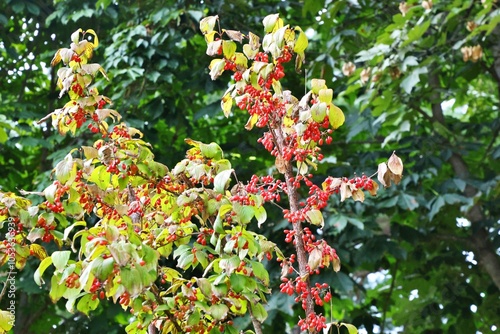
[387,152,403,175]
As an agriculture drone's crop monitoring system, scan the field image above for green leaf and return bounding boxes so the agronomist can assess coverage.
[401,67,427,94]
[402,20,431,47]
[210,303,229,320]
[120,267,143,297]
[76,293,100,316]
[250,302,268,323]
[254,206,267,228]
[429,196,445,220]
[230,274,247,293]
[200,142,223,160]
[88,165,111,190]
[341,323,358,334]
[34,257,53,285]
[234,204,255,224]
[49,274,67,302]
[250,261,269,285]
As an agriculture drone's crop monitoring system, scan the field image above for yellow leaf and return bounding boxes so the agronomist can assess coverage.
[84,29,99,48]
[293,26,308,54]
[30,244,48,260]
[222,40,237,59]
[329,104,345,129]
[245,114,259,130]
[221,94,233,117]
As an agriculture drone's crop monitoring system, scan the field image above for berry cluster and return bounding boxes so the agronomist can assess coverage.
[45,181,69,213]
[298,313,328,332]
[65,272,81,289]
[36,216,56,242]
[71,82,84,97]
[244,175,283,202]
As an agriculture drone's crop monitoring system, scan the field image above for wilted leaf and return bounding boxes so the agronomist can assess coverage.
[275,154,287,174]
[224,29,244,42]
[308,248,322,271]
[306,209,324,228]
[377,162,390,188]
[340,181,352,202]
[29,244,48,260]
[388,152,404,175]
[351,189,365,202]
[206,39,222,56]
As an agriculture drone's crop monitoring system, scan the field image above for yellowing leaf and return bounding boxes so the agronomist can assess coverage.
[84,29,99,49]
[329,104,345,129]
[293,26,308,54]
[222,40,237,59]
[245,114,259,130]
[0,310,14,332]
[311,102,327,122]
[209,58,225,80]
[263,14,280,33]
[29,244,48,260]
[200,15,219,34]
[221,94,233,117]
[308,248,322,271]
[318,88,333,104]
[310,79,326,94]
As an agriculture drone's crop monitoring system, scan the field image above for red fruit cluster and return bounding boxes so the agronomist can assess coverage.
[349,174,374,191]
[71,54,81,63]
[68,107,87,128]
[119,292,130,306]
[298,312,327,332]
[196,228,214,246]
[89,277,101,293]
[37,216,56,242]
[65,273,80,288]
[245,174,283,202]
[72,83,84,97]
[45,181,69,214]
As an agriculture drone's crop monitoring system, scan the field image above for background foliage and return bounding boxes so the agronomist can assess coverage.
[0,0,499,333]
